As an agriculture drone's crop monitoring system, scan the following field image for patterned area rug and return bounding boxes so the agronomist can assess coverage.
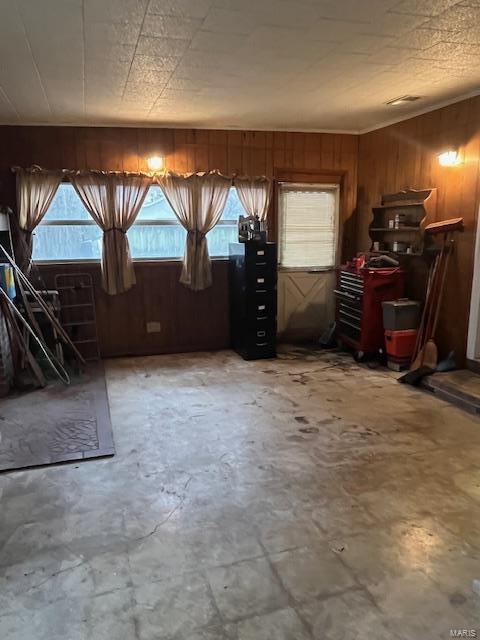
[0,363,114,472]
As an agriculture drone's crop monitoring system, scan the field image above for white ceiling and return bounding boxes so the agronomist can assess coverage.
[0,0,479,133]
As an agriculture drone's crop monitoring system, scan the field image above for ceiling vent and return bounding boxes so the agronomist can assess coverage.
[386,95,421,106]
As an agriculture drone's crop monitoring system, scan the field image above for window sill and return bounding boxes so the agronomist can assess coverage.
[35,256,230,266]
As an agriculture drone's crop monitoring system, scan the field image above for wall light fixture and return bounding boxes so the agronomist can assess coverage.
[147,155,164,171]
[438,150,461,167]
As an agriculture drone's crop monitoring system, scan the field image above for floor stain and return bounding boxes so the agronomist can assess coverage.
[299,426,319,434]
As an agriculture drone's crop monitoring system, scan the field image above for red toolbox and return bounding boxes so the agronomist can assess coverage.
[385,329,417,359]
[335,266,404,355]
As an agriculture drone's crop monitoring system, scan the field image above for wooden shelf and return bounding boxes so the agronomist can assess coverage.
[370,250,422,257]
[369,188,437,256]
[396,252,422,256]
[372,202,426,211]
[370,226,420,232]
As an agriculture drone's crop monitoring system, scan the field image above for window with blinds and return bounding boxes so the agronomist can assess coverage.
[278,183,339,269]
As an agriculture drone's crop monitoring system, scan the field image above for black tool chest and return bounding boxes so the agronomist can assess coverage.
[229,242,277,360]
[335,270,364,346]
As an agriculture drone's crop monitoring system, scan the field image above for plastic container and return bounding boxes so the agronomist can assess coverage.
[385,329,417,359]
[0,264,15,299]
[382,299,420,331]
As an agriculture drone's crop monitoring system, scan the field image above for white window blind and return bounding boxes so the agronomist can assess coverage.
[278,183,339,269]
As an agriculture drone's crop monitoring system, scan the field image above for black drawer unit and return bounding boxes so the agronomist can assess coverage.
[229,242,277,360]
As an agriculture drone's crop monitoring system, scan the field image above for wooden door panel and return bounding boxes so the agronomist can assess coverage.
[278,271,335,341]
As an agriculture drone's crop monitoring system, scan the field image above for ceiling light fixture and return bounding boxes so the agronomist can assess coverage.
[386,95,421,106]
[438,150,461,167]
[147,155,164,171]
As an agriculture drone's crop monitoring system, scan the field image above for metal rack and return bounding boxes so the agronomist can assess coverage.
[54,273,100,361]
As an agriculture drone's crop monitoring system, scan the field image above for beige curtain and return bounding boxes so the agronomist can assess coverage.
[70,172,151,295]
[234,176,272,221]
[159,171,231,291]
[14,166,64,271]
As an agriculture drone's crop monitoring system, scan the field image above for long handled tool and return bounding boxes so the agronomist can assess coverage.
[0,244,86,365]
[399,217,463,385]
[0,287,71,385]
[420,236,454,368]
[411,253,439,364]
[0,292,47,387]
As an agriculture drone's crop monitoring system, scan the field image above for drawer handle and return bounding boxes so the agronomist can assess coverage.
[257,315,268,321]
[334,289,359,301]
[256,342,268,347]
[257,277,265,284]
[257,330,266,337]
[256,261,267,266]
[257,250,265,256]
[258,305,266,311]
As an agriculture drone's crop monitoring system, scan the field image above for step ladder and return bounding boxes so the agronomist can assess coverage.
[54,273,100,361]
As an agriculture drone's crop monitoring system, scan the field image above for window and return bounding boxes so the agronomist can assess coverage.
[33,184,102,261]
[33,184,245,261]
[278,183,339,269]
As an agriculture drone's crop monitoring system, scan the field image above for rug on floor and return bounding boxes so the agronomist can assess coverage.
[0,363,114,472]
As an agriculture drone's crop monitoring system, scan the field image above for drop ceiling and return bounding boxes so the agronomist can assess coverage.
[0,0,479,133]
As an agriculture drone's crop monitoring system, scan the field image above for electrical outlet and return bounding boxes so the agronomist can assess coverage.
[146,321,161,333]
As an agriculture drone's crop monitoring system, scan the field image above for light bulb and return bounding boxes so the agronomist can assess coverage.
[147,155,164,171]
[438,150,460,167]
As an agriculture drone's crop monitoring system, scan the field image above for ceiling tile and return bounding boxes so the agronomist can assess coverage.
[363,10,429,36]
[128,67,172,85]
[0,87,19,121]
[390,0,462,16]
[159,87,205,100]
[341,33,396,54]
[84,0,148,24]
[243,0,324,29]
[422,3,480,30]
[0,0,479,131]
[189,29,246,52]
[86,59,131,83]
[123,81,165,102]
[148,0,213,18]
[304,19,372,43]
[389,27,451,49]
[136,35,191,56]
[142,14,202,39]
[85,21,141,46]
[245,26,336,60]
[367,46,411,64]
[201,7,259,34]
[130,54,181,71]
[417,40,480,64]
[315,0,394,21]
[86,43,136,62]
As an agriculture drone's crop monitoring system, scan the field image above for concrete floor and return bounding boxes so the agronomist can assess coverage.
[1,346,480,639]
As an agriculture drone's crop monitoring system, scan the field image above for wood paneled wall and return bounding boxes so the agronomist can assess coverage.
[38,261,229,358]
[357,96,480,364]
[0,125,358,357]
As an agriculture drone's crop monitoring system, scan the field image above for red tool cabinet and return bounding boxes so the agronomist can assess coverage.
[335,266,404,355]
